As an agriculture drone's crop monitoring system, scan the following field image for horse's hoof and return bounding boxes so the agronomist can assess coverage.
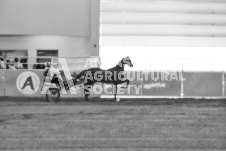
[91,98,97,101]
[120,86,127,89]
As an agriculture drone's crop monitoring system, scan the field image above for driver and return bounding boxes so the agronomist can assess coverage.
[43,62,63,86]
[43,62,76,92]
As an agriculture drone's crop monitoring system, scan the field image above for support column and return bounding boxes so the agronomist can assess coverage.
[90,0,100,57]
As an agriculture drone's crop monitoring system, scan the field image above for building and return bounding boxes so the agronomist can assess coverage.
[0,0,100,69]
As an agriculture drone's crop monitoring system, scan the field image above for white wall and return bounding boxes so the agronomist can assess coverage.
[100,0,226,71]
[100,0,226,46]
[0,36,90,57]
[0,35,92,69]
[0,0,90,36]
[0,0,100,63]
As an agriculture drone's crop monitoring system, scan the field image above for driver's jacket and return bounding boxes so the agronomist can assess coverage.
[43,67,62,83]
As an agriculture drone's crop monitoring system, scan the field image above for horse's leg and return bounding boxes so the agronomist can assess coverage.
[118,74,130,88]
[84,81,95,101]
[125,79,130,88]
[114,84,117,100]
[120,79,130,88]
[84,82,91,101]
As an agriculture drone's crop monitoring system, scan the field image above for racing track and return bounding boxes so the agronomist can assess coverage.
[0,97,226,151]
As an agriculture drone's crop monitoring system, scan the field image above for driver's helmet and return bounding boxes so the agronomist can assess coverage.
[46,62,51,68]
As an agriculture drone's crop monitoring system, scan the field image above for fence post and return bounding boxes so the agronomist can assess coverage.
[140,71,143,96]
[3,70,6,96]
[181,62,184,97]
[222,71,225,97]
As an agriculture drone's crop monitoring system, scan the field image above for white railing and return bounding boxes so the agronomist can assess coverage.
[0,56,94,70]
[1,56,226,72]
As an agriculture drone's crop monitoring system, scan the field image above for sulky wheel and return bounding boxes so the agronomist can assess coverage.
[46,88,60,102]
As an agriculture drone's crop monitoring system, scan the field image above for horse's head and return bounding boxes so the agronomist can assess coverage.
[121,56,133,67]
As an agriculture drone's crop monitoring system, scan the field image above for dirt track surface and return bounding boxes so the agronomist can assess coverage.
[0,97,226,151]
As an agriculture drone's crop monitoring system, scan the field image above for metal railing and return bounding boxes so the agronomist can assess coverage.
[1,56,226,72]
[0,56,96,70]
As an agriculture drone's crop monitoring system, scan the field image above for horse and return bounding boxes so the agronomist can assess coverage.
[75,56,133,101]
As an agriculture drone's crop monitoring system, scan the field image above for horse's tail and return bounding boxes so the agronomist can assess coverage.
[73,70,87,85]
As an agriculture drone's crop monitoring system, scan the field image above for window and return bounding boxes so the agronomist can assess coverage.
[0,50,28,69]
[37,50,58,63]
[100,0,226,71]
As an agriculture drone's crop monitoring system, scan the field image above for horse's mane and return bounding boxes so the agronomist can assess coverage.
[107,58,124,71]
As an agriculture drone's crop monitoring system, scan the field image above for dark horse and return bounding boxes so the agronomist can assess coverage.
[75,56,133,100]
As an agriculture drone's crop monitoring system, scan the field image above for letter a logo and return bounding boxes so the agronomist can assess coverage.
[16,71,40,95]
[22,76,34,90]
